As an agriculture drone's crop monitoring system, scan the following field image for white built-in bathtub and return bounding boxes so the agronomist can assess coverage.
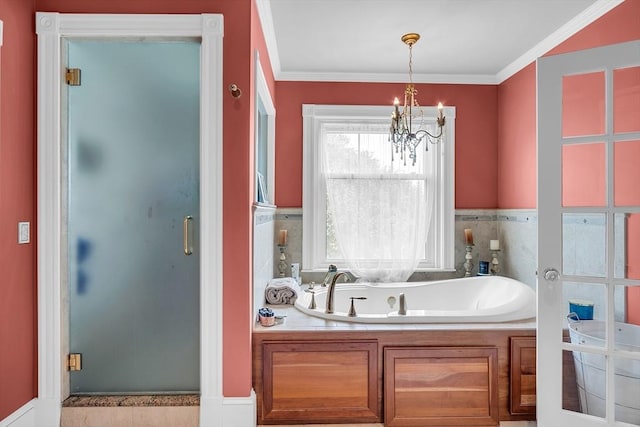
[569,320,640,424]
[294,275,536,323]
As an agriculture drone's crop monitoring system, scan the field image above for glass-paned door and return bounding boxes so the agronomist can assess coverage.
[67,40,200,393]
[538,40,640,426]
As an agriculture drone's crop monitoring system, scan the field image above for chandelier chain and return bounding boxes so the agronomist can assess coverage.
[408,43,413,86]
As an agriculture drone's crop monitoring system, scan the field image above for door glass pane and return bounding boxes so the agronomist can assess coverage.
[618,286,640,330]
[614,140,640,206]
[563,214,607,277]
[564,282,606,328]
[614,66,640,134]
[614,285,640,349]
[615,213,640,280]
[68,40,200,393]
[563,72,605,137]
[614,356,640,425]
[562,349,582,414]
[563,349,607,420]
[562,143,606,207]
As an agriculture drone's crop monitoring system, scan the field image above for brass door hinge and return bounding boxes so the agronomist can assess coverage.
[66,68,81,86]
[68,353,82,371]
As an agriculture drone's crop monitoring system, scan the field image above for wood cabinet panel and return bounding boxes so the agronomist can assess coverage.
[510,336,537,414]
[385,347,499,426]
[261,340,378,424]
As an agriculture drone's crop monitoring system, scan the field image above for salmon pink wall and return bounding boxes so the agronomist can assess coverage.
[497,63,537,208]
[275,82,498,208]
[0,0,37,419]
[251,2,276,104]
[497,0,640,208]
[498,0,640,319]
[546,0,640,57]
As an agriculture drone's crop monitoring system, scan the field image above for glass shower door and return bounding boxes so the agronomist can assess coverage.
[67,40,200,393]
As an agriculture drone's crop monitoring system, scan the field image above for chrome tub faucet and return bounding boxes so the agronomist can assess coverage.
[325,271,349,314]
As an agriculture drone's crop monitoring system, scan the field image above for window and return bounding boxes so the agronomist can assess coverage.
[255,52,275,205]
[302,104,456,273]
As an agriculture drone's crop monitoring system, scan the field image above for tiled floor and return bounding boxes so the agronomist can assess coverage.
[61,410,536,427]
[61,406,199,427]
[61,395,200,427]
[61,396,536,427]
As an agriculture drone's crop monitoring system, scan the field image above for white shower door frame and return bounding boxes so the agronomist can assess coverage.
[36,13,225,426]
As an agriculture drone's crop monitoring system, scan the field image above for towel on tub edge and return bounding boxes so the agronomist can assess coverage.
[265,277,301,305]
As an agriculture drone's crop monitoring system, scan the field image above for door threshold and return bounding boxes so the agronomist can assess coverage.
[63,394,200,407]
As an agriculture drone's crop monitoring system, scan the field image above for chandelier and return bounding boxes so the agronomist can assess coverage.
[390,33,446,165]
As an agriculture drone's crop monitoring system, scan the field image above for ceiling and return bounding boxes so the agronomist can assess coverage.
[257,0,622,84]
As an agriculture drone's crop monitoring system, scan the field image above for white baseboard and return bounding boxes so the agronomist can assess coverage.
[222,390,256,427]
[0,399,37,427]
[200,390,256,427]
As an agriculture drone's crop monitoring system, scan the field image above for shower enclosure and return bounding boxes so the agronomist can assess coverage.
[66,40,200,394]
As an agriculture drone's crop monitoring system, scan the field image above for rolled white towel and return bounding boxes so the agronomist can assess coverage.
[265,277,301,305]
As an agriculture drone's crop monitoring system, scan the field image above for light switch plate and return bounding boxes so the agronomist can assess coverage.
[18,222,30,244]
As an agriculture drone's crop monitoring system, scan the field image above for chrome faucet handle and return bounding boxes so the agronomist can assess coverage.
[398,293,407,315]
[348,296,367,317]
[308,290,317,310]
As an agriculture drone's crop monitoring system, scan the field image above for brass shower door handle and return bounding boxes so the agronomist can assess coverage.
[183,215,193,256]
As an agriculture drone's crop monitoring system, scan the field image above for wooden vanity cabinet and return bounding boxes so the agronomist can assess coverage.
[253,329,537,425]
[259,340,379,424]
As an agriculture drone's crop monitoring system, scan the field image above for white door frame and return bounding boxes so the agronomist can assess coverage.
[36,13,226,426]
[537,40,640,426]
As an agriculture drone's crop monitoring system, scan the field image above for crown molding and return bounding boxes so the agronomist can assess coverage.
[278,71,499,85]
[258,0,624,85]
[256,0,281,81]
[496,0,624,83]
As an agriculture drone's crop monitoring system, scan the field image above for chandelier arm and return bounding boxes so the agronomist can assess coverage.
[414,126,444,140]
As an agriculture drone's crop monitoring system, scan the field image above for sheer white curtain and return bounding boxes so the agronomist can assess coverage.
[322,122,435,282]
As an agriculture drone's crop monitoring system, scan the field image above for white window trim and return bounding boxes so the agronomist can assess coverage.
[302,104,456,273]
[254,50,276,206]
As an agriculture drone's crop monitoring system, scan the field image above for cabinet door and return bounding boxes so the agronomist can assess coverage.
[261,340,379,424]
[510,337,536,414]
[384,346,499,426]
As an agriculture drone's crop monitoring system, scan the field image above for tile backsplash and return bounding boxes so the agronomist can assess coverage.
[255,207,629,322]
[261,208,538,290]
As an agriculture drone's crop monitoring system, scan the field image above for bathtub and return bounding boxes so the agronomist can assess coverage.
[294,275,536,323]
[569,320,640,424]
